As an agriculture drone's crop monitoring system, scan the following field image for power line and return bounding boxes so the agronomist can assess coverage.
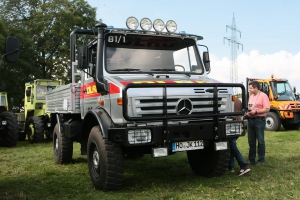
[224,13,243,94]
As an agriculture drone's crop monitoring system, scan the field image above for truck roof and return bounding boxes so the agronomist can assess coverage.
[105,27,204,41]
[247,77,288,82]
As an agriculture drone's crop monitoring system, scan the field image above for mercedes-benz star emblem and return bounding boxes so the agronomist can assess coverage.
[176,98,193,115]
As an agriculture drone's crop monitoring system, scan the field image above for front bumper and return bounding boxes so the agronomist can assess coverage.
[108,119,247,147]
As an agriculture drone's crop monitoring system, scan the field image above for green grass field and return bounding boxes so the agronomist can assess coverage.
[1,128,300,200]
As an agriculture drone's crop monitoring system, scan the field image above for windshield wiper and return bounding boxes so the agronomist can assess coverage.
[110,68,140,72]
[150,68,175,72]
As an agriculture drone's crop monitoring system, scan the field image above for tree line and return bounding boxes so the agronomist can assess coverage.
[0,0,100,109]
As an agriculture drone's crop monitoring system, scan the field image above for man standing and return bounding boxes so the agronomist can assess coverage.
[247,81,270,166]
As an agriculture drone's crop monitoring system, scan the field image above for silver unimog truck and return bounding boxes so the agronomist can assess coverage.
[46,17,247,191]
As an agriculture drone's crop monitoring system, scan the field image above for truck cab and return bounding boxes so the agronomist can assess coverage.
[16,79,63,142]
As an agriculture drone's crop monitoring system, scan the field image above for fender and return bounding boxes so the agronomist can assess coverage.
[82,108,114,138]
[269,106,282,119]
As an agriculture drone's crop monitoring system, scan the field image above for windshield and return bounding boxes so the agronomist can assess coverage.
[105,33,204,74]
[271,81,295,100]
[36,86,57,100]
[0,94,7,106]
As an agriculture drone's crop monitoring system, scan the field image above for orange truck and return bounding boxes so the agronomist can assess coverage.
[246,75,300,131]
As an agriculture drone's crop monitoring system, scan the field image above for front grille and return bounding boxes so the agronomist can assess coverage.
[122,82,246,122]
[290,103,300,109]
[129,96,227,117]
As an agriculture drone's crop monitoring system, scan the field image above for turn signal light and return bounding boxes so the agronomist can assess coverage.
[117,98,122,105]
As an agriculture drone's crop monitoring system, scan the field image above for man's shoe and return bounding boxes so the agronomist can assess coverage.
[237,167,251,176]
[256,162,264,166]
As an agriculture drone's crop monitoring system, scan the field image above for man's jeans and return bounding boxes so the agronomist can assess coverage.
[248,118,266,163]
[228,139,248,169]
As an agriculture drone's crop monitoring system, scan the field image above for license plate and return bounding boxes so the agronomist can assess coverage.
[172,140,204,152]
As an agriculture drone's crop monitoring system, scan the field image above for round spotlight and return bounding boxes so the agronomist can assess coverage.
[153,19,165,32]
[166,20,177,33]
[126,17,139,30]
[140,18,152,31]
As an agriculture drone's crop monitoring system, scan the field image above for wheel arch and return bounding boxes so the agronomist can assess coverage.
[81,108,114,155]
[269,107,281,119]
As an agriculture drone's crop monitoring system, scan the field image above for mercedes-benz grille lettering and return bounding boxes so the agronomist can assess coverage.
[176,98,193,115]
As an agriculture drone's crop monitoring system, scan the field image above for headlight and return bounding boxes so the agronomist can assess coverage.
[140,18,152,31]
[166,20,177,33]
[128,129,151,144]
[153,19,165,32]
[126,17,139,30]
[226,122,242,136]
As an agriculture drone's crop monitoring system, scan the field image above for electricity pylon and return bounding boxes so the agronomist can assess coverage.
[224,13,243,94]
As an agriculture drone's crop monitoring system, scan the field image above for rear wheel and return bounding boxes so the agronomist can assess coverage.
[0,111,19,147]
[265,112,281,131]
[87,126,123,191]
[53,124,73,164]
[187,142,229,177]
[26,116,44,143]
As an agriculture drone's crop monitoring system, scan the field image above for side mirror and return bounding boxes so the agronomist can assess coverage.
[5,36,19,63]
[96,79,109,95]
[203,52,211,74]
[78,46,89,69]
[26,88,31,97]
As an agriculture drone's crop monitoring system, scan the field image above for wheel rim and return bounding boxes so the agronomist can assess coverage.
[89,144,100,179]
[54,136,58,156]
[93,149,100,169]
[28,123,35,139]
[266,117,274,129]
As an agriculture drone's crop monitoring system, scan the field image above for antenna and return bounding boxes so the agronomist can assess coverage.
[224,13,243,94]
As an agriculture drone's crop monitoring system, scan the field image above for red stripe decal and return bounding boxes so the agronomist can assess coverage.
[80,81,120,99]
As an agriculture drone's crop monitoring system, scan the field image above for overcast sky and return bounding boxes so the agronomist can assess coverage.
[87,0,300,91]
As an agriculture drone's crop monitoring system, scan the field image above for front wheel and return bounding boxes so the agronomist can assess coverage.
[87,126,123,191]
[0,111,19,147]
[187,142,229,177]
[265,112,281,131]
[26,116,44,143]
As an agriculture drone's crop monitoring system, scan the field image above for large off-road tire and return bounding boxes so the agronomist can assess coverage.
[282,123,300,130]
[187,142,230,177]
[265,112,281,131]
[87,126,123,191]
[0,111,19,147]
[53,124,73,164]
[26,116,44,143]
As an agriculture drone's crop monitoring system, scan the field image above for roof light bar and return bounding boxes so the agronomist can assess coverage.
[125,17,178,33]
